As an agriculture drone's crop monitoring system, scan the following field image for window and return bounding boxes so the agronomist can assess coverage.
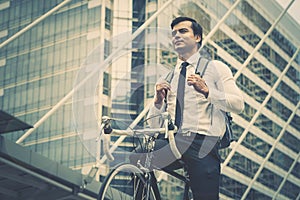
[104,39,111,59]
[102,105,109,116]
[105,7,112,30]
[103,72,110,95]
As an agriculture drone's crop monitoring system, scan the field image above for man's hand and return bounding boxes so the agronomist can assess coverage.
[154,81,171,108]
[187,74,209,98]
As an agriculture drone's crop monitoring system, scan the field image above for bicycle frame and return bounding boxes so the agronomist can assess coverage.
[96,112,193,200]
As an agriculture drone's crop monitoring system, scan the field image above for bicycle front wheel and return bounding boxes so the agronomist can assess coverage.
[98,163,159,200]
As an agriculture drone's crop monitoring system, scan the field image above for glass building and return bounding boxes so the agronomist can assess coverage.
[0,0,299,199]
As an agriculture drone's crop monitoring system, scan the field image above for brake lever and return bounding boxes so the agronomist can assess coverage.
[101,116,112,134]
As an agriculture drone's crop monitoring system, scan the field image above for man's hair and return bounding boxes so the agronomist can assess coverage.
[170,16,203,47]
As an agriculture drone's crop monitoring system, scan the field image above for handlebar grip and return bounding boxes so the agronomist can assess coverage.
[104,125,112,134]
[102,116,113,134]
[168,119,176,131]
[100,117,114,161]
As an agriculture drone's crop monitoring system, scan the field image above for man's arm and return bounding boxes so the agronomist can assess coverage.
[154,81,171,109]
[147,80,170,127]
[206,60,244,114]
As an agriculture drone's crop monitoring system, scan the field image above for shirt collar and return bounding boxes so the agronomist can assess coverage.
[177,51,201,69]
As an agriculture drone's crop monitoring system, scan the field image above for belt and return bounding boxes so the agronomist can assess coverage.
[180,132,220,142]
[181,131,208,137]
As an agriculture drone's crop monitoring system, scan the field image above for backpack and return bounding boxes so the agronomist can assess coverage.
[165,56,234,149]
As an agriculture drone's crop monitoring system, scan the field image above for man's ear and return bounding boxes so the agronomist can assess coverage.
[195,34,201,43]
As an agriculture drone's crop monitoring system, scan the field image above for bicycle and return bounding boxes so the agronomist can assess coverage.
[97,112,193,200]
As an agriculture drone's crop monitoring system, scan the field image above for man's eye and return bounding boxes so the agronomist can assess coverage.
[179,29,188,34]
[172,29,188,36]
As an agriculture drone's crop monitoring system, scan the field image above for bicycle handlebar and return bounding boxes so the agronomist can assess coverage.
[99,112,182,161]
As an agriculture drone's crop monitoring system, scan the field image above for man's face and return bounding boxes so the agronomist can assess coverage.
[171,21,201,55]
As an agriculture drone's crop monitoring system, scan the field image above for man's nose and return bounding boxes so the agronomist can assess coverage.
[173,33,181,40]
[172,30,180,37]
[174,32,180,37]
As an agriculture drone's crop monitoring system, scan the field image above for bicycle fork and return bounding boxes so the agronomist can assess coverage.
[146,172,162,200]
[136,137,162,200]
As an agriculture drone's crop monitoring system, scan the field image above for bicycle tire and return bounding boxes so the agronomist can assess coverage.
[98,163,158,200]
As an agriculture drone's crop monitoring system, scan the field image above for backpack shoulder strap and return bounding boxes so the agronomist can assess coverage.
[165,56,210,83]
[195,57,210,77]
[165,69,175,83]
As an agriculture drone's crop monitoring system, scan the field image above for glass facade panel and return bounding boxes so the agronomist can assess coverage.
[286,64,299,84]
[105,7,112,30]
[248,189,272,200]
[280,180,300,199]
[215,35,249,64]
[240,1,271,33]
[269,149,294,171]
[257,168,283,190]
[228,152,260,178]
[266,97,292,122]
[254,113,281,138]
[220,175,246,199]
[276,81,299,105]
[103,71,110,95]
[270,29,297,58]
[241,102,256,122]
[290,114,300,131]
[242,132,272,158]
[291,162,300,179]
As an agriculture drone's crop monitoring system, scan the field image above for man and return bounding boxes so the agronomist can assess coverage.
[131,16,244,199]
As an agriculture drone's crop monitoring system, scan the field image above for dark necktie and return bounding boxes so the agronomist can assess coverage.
[175,62,189,129]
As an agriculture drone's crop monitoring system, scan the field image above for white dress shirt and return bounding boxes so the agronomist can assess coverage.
[149,52,244,137]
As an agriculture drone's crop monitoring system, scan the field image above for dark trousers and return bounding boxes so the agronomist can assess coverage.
[130,133,221,200]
